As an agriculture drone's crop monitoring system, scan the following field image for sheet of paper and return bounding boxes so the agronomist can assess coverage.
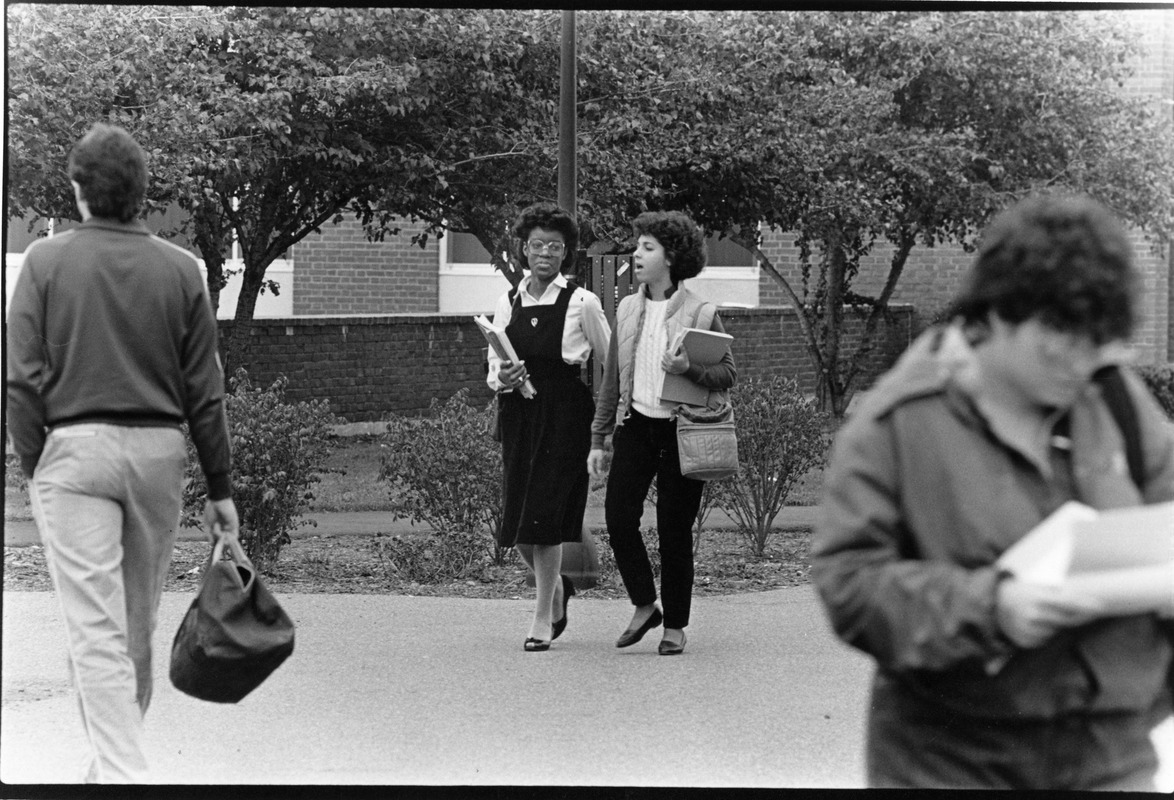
[1065,563,1174,616]
[1068,501,1174,574]
[996,501,1096,584]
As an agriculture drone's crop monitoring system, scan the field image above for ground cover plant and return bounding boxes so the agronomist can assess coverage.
[4,426,821,596]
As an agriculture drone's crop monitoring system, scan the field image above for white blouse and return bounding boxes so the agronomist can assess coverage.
[485,273,611,392]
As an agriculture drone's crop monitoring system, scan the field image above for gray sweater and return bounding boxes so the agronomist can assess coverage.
[6,218,232,499]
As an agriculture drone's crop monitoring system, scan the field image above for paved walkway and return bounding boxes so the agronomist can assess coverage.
[4,506,1171,789]
[2,585,874,787]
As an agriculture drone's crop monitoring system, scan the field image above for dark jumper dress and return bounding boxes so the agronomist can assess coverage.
[498,281,594,547]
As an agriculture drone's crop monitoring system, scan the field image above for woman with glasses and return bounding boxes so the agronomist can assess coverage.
[488,202,610,651]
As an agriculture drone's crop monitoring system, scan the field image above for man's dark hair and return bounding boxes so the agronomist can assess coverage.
[512,202,580,275]
[67,123,148,223]
[950,194,1137,344]
[632,210,706,284]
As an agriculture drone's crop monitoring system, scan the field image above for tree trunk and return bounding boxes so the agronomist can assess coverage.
[488,229,524,289]
[222,267,266,376]
[203,253,226,316]
[815,230,848,416]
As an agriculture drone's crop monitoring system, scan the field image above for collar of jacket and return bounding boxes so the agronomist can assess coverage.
[77,218,152,236]
[857,323,1122,478]
[637,282,689,316]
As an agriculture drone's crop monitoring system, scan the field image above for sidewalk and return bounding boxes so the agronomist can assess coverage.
[4,510,1173,787]
[1,585,874,787]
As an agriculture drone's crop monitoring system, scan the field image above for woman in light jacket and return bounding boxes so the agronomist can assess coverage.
[587,211,736,655]
[489,202,610,651]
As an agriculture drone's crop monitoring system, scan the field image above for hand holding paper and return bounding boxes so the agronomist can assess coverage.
[997,500,1174,617]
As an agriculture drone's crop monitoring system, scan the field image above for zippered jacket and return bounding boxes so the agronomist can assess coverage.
[812,325,1174,719]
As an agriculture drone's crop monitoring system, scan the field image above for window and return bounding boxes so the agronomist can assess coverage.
[445,231,492,264]
[705,235,756,267]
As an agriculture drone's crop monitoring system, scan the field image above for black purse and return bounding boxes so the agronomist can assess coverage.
[169,534,295,703]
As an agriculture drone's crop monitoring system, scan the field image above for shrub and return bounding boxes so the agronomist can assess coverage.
[1138,364,1174,420]
[5,452,27,492]
[719,375,830,557]
[182,369,337,573]
[377,388,506,567]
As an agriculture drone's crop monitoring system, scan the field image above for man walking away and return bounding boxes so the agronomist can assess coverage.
[6,122,239,783]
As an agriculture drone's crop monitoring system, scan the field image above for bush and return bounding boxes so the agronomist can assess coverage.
[719,375,830,557]
[1138,364,1174,420]
[5,452,27,492]
[183,369,337,573]
[377,388,506,568]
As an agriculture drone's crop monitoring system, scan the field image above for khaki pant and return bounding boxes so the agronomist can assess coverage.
[29,424,186,783]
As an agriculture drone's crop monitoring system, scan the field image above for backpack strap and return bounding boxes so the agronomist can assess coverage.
[1093,365,1145,490]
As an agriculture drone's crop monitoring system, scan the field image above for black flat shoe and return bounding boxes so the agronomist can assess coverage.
[552,575,575,641]
[523,637,550,652]
[616,608,663,648]
[658,631,686,656]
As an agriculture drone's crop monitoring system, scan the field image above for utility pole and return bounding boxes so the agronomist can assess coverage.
[558,10,577,219]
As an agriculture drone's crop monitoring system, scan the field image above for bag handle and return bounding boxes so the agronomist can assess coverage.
[210,528,251,567]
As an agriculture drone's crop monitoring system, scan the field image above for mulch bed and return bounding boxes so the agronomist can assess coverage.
[3,527,813,598]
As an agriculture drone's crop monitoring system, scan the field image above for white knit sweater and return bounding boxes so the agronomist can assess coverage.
[630,299,674,418]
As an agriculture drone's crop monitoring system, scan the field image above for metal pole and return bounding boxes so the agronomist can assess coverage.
[558,9,577,219]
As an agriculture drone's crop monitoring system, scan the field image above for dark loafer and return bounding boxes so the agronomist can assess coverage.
[523,637,550,652]
[658,631,686,655]
[552,575,575,641]
[616,608,663,648]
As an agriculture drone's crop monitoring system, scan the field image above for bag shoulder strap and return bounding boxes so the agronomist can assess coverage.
[694,301,717,332]
[1093,365,1144,489]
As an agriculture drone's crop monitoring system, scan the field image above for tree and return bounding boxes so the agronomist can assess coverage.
[7,5,471,368]
[640,10,1174,414]
[359,10,731,286]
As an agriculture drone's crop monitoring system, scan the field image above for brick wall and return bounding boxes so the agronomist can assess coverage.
[721,305,913,395]
[757,232,1168,365]
[219,315,493,421]
[293,217,438,315]
[218,306,913,422]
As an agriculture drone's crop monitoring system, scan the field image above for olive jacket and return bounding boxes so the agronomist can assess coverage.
[811,325,1174,720]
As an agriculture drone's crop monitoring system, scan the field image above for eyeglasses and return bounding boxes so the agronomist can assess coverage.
[1036,326,1118,373]
[526,240,566,256]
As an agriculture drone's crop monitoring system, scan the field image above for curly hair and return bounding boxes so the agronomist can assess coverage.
[631,210,706,283]
[511,202,580,275]
[949,194,1137,345]
[67,123,148,223]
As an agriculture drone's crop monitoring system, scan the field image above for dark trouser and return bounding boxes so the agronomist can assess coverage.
[604,410,704,630]
[867,676,1160,790]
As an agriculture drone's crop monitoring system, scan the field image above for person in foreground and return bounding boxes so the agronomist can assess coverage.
[488,202,610,651]
[588,211,736,656]
[6,123,239,782]
[811,194,1174,790]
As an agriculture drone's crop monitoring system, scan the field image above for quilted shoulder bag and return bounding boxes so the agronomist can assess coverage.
[675,400,738,481]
